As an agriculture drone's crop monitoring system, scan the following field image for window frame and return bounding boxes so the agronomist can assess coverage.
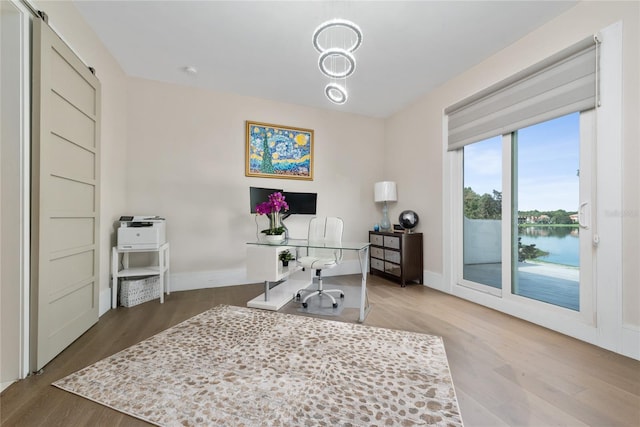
[443,23,623,346]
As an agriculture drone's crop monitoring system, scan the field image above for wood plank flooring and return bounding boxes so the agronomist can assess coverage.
[1,275,639,426]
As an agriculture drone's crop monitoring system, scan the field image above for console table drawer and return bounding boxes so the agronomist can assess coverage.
[384,249,401,264]
[371,258,385,271]
[383,235,400,249]
[371,247,384,259]
[384,262,401,277]
[370,234,384,246]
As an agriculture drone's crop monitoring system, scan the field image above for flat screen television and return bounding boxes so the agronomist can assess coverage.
[249,187,282,213]
[282,191,317,215]
[249,187,317,216]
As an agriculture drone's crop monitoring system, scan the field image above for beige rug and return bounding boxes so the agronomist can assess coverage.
[54,305,463,426]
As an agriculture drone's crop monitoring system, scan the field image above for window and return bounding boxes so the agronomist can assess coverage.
[444,22,624,353]
[512,113,582,311]
[462,136,503,291]
[447,35,599,320]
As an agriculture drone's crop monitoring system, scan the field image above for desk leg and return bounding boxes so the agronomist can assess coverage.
[165,244,171,295]
[111,247,118,309]
[159,247,165,304]
[358,246,371,322]
[112,275,118,309]
[264,281,270,301]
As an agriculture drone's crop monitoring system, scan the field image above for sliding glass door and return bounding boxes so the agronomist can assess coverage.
[460,112,594,317]
[512,112,591,311]
[462,136,503,294]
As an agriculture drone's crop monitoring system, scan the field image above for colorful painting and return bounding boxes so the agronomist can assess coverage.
[245,121,313,180]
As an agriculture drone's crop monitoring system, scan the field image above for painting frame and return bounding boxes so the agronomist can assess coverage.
[245,121,314,181]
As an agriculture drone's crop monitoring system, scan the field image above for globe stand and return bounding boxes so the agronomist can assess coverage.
[398,210,419,234]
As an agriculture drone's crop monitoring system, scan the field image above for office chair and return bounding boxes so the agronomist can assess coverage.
[295,217,344,309]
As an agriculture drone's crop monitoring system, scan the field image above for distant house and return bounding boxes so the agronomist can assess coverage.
[570,214,579,223]
[538,214,550,224]
[523,215,550,224]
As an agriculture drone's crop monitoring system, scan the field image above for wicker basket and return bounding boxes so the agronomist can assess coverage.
[119,276,161,307]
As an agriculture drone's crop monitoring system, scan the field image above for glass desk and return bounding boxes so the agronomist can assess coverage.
[246,239,371,322]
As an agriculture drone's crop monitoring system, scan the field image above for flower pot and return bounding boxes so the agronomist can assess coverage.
[264,234,285,244]
[282,261,289,267]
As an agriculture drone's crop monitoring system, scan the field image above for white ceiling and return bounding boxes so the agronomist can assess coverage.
[72,0,577,118]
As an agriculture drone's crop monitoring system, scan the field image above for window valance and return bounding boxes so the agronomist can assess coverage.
[446,36,599,150]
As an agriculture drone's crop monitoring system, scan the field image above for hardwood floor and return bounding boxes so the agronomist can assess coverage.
[2,276,639,426]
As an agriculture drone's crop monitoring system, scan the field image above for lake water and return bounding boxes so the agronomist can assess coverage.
[519,226,579,267]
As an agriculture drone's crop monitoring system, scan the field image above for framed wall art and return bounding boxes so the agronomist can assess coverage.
[245,121,314,180]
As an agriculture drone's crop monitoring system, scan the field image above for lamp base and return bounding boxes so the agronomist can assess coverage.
[380,201,391,231]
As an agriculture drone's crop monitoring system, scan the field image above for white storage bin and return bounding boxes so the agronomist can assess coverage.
[119,275,161,307]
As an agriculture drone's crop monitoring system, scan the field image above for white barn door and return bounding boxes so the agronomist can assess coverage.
[30,17,101,371]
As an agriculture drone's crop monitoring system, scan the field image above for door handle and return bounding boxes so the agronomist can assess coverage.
[578,201,589,229]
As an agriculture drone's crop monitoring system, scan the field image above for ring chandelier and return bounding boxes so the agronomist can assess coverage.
[312,18,362,105]
[312,19,363,53]
[318,47,356,79]
[325,83,348,104]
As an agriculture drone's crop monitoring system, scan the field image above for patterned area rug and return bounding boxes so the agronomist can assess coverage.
[54,305,463,426]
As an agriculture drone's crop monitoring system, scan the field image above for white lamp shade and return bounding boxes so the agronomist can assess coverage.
[374,181,397,202]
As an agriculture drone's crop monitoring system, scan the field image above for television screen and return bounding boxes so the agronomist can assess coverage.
[249,187,282,213]
[283,191,317,215]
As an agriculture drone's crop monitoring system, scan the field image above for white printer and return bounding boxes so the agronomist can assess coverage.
[117,216,166,250]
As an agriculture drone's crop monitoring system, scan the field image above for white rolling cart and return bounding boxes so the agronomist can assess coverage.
[111,242,170,309]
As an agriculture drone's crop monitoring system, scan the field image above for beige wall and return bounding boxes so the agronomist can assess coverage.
[619,0,640,329]
[126,77,385,285]
[386,1,639,329]
[383,90,445,274]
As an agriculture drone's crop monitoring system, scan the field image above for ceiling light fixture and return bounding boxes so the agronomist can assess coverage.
[318,47,356,79]
[312,18,363,105]
[325,83,348,104]
[312,18,363,54]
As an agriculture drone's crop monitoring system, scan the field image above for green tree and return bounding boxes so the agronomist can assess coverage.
[464,187,501,219]
[463,187,480,218]
[551,210,573,224]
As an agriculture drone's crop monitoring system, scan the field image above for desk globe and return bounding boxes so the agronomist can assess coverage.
[399,210,419,232]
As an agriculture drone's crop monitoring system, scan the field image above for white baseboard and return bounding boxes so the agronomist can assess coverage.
[1,380,15,393]
[622,323,640,360]
[169,268,247,292]
[422,270,445,292]
[99,287,112,316]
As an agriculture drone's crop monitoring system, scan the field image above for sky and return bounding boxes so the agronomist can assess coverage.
[464,112,580,212]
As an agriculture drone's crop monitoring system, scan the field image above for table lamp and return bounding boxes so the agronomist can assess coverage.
[374,181,397,232]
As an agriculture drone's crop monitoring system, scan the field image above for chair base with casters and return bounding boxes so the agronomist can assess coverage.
[296,216,345,309]
[296,269,344,309]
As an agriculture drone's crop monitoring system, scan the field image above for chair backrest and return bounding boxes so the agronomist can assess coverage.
[307,217,343,262]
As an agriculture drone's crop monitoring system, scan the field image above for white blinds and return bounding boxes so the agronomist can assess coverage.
[446,36,599,151]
